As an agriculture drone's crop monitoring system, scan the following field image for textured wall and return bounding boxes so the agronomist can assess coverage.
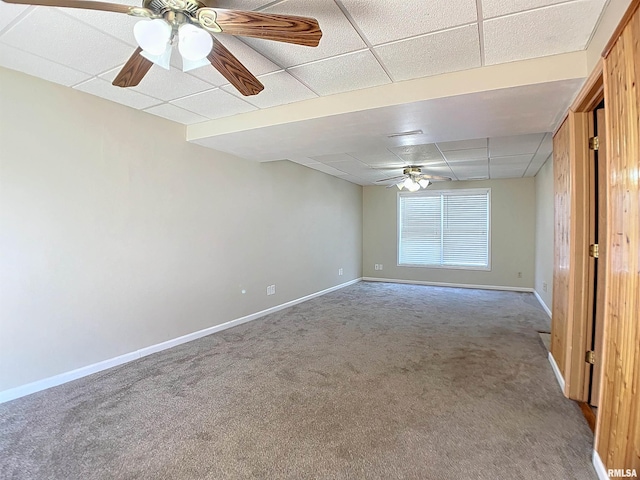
[0,67,363,392]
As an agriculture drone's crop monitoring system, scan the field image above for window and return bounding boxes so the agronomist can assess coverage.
[398,188,490,269]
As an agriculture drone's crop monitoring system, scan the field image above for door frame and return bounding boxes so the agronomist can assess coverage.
[559,60,606,401]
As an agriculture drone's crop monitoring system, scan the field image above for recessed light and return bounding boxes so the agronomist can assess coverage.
[387,129,423,139]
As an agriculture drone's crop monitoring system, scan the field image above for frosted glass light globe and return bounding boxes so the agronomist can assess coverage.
[178,24,213,61]
[418,179,430,188]
[134,19,171,56]
[407,180,420,192]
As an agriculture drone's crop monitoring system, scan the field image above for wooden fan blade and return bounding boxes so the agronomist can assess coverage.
[1,0,156,16]
[207,37,264,96]
[196,8,322,47]
[375,175,407,183]
[112,47,153,88]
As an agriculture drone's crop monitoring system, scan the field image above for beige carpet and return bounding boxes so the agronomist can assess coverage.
[0,282,595,479]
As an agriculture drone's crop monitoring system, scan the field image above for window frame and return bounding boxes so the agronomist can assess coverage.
[396,188,492,271]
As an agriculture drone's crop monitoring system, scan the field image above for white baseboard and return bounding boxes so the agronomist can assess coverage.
[534,290,553,318]
[548,352,566,394]
[593,450,610,480]
[362,277,534,293]
[0,278,362,404]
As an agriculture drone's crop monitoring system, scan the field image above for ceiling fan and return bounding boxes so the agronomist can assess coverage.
[2,0,322,96]
[376,166,452,191]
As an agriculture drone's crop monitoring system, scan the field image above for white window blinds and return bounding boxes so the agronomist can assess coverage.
[398,189,490,269]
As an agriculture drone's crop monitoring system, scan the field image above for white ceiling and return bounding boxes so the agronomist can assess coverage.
[0,0,610,184]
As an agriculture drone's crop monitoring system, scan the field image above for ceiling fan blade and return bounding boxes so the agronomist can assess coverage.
[375,175,407,183]
[1,0,156,16]
[112,47,153,88]
[207,37,264,96]
[196,8,322,47]
[418,174,452,181]
[371,165,410,170]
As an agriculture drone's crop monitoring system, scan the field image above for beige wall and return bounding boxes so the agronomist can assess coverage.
[362,178,535,289]
[0,67,362,392]
[534,156,554,313]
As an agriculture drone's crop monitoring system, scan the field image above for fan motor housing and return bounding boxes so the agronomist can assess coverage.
[143,0,207,15]
[403,167,422,176]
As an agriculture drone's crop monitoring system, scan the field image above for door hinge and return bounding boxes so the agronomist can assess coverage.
[589,244,599,258]
[586,350,596,364]
[589,136,600,150]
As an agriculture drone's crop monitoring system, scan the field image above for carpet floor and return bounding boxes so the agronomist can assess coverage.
[0,282,595,479]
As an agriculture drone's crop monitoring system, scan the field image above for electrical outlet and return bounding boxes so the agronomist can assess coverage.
[374,264,379,270]
[379,264,383,271]
[271,284,276,295]
[266,286,270,296]
[338,268,343,276]
[543,282,548,292]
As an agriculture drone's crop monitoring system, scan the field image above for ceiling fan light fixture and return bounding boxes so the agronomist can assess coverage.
[403,177,415,190]
[178,24,213,62]
[182,55,210,72]
[134,19,172,56]
[140,44,172,70]
[418,179,431,188]
[396,183,404,190]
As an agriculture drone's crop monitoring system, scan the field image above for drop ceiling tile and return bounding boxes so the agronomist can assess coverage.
[289,49,390,96]
[389,143,444,163]
[442,148,488,162]
[188,36,281,86]
[305,162,350,177]
[348,149,404,167]
[1,8,134,75]
[324,160,373,176]
[450,165,490,180]
[418,165,455,177]
[59,2,139,47]
[524,151,551,176]
[444,159,489,167]
[74,77,162,109]
[483,0,607,65]
[225,70,316,109]
[340,0,477,45]
[242,0,366,67]
[101,63,214,102]
[215,0,272,9]
[287,157,318,165]
[437,138,488,151]
[482,0,573,19]
[490,165,527,178]
[490,154,533,166]
[537,132,553,155]
[489,133,545,156]
[171,88,257,120]
[144,104,208,125]
[0,43,91,86]
[311,153,355,163]
[375,25,481,82]
[0,2,29,32]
